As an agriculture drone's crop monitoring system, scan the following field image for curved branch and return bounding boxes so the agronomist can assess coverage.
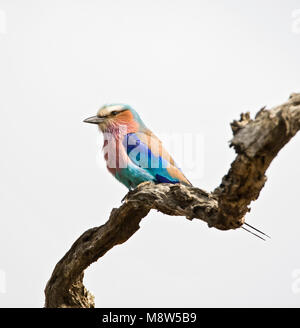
[45,93,300,308]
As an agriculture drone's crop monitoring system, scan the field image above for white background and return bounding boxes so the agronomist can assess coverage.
[0,0,300,307]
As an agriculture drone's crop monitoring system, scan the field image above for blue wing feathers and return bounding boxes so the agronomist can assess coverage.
[123,133,180,184]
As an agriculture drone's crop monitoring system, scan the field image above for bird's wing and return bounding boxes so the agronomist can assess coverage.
[123,130,191,185]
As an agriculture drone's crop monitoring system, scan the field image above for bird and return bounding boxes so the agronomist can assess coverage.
[84,103,270,241]
[84,103,191,190]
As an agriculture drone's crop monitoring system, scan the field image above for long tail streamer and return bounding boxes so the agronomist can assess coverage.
[242,223,271,241]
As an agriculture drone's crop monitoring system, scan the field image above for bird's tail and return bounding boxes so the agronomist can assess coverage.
[242,222,271,241]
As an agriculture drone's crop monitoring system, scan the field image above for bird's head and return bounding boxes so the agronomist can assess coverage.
[84,104,146,134]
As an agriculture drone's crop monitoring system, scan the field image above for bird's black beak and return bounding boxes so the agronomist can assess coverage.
[83,116,105,124]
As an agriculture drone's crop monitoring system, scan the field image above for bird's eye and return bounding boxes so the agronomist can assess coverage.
[111,111,118,116]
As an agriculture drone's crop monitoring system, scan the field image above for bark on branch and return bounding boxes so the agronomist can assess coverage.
[45,93,300,308]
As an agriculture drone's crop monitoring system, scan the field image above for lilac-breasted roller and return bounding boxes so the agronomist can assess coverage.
[84,104,270,240]
[84,104,191,190]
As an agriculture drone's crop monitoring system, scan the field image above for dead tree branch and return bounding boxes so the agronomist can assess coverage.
[45,93,300,308]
